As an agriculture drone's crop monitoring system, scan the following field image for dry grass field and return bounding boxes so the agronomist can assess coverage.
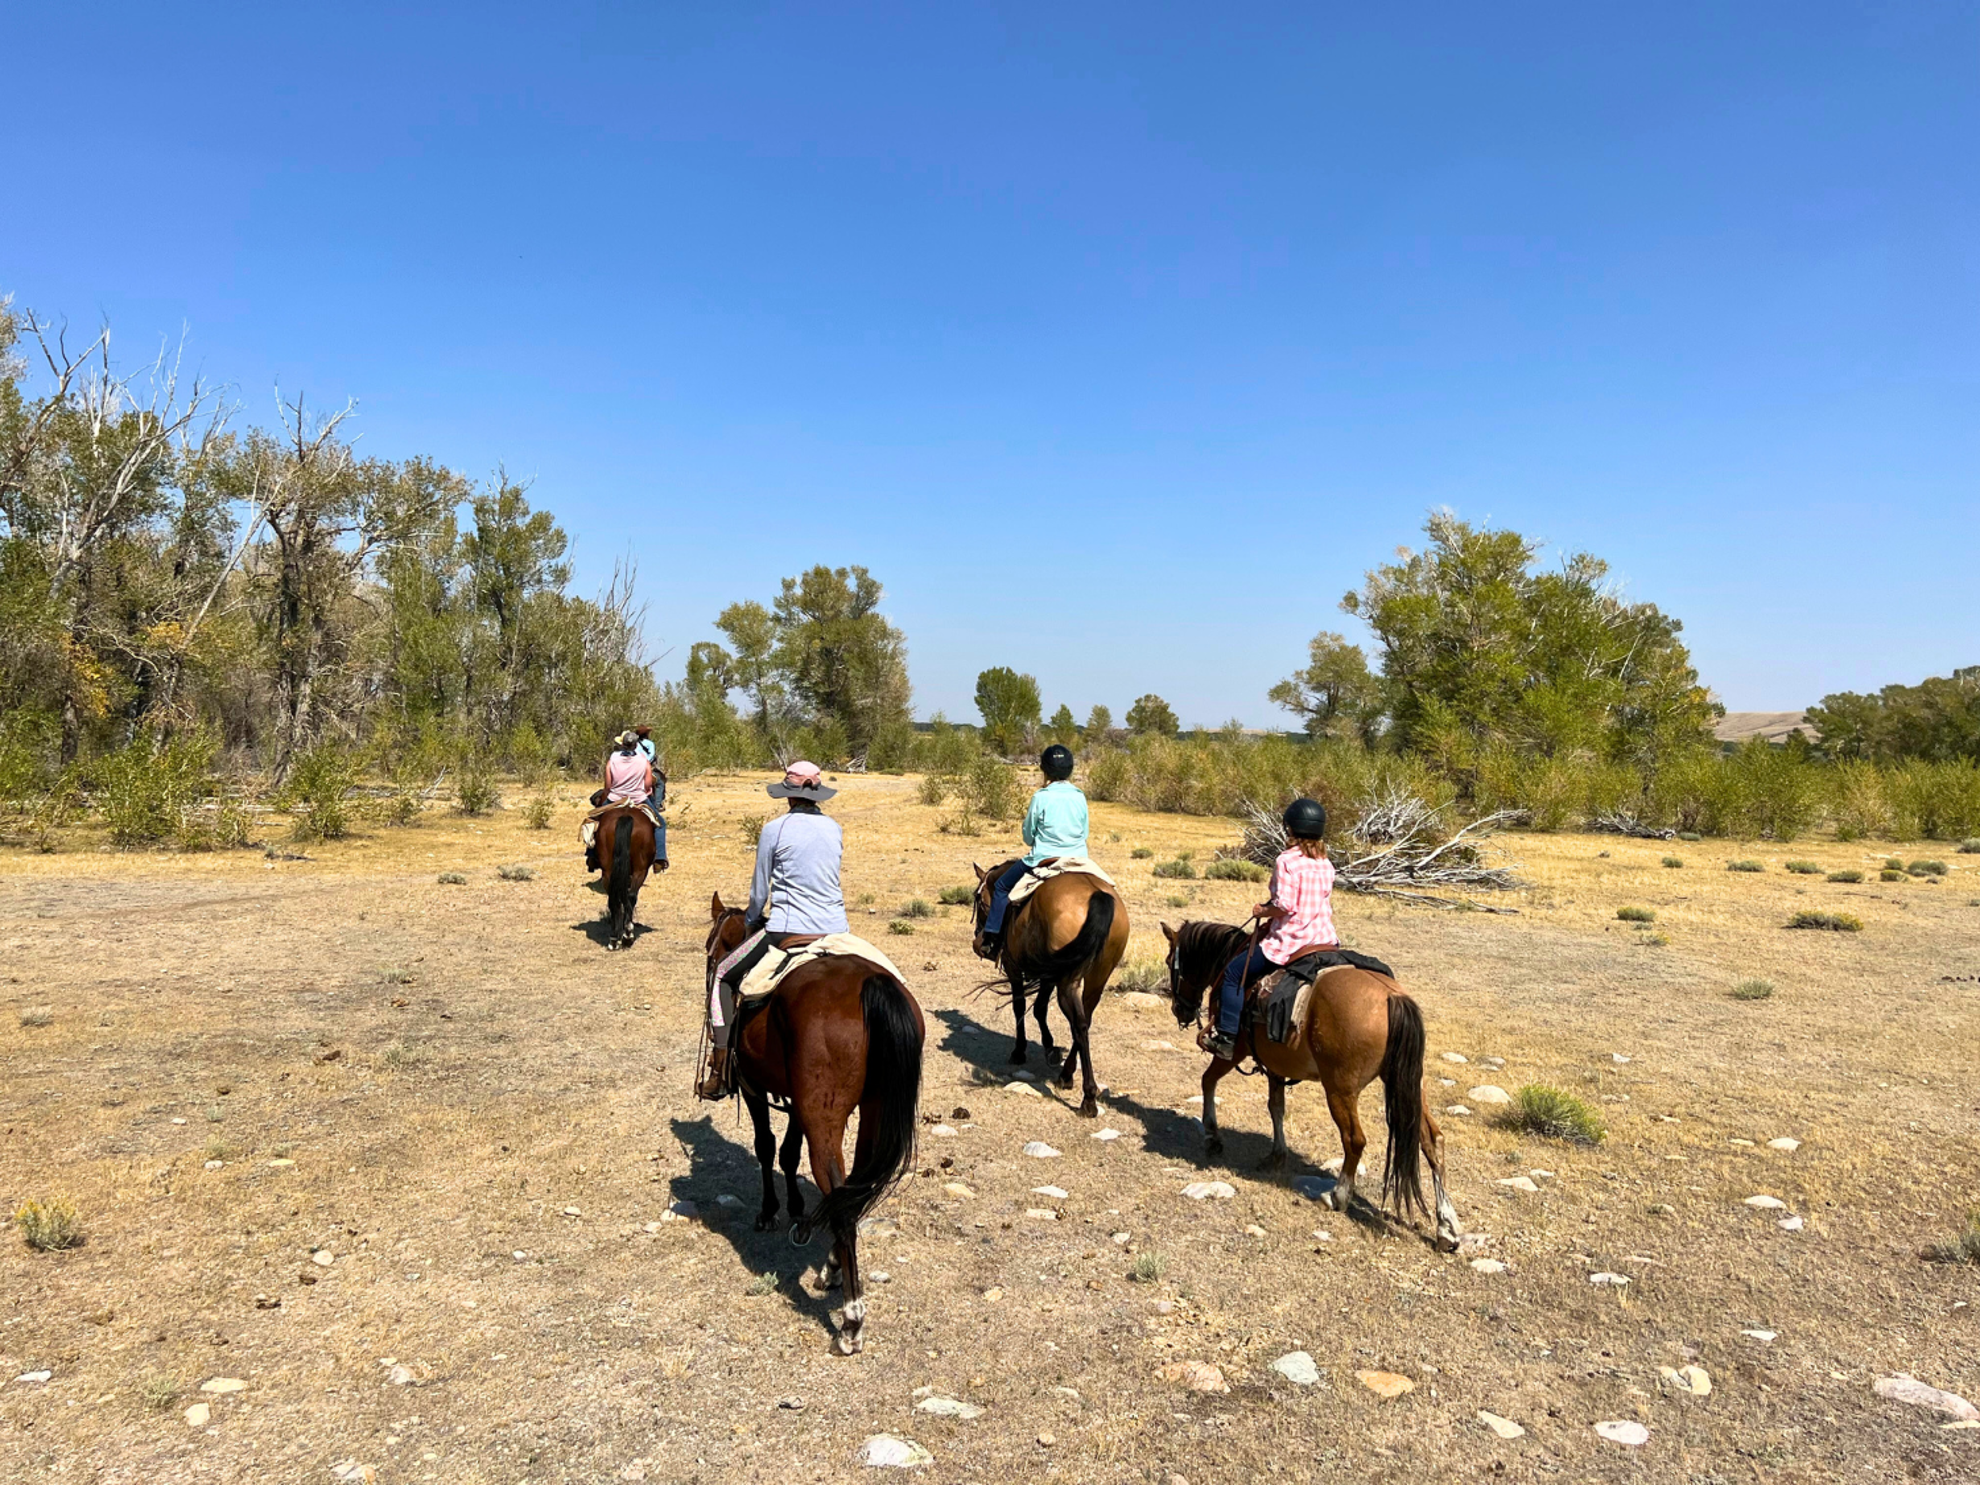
[3,773,1977,1484]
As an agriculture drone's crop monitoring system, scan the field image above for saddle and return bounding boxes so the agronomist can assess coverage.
[1245,948,1398,1046]
[1005,855,1117,907]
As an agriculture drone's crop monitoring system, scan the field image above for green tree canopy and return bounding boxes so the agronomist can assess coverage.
[1126,693,1180,737]
[1045,703,1078,743]
[1806,667,1980,763]
[1083,703,1113,737]
[1341,510,1717,769]
[975,666,1042,754]
[1268,631,1380,741]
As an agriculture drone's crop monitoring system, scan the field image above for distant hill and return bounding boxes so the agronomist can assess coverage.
[1714,711,1818,745]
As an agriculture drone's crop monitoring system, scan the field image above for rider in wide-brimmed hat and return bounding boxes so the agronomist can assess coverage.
[697,761,847,1099]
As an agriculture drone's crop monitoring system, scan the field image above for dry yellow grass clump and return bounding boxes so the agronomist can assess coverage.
[2,772,1977,1480]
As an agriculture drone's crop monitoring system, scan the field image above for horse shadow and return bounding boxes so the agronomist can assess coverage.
[568,917,654,949]
[664,1115,840,1339]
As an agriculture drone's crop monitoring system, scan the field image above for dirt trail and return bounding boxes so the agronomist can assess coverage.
[3,774,1977,1483]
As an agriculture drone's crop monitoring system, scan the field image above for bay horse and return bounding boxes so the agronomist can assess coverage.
[592,805,660,950]
[1161,920,1462,1251]
[970,861,1129,1117]
[705,893,925,1355]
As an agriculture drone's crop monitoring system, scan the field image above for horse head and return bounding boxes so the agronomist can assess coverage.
[705,891,750,968]
[1161,920,1228,1028]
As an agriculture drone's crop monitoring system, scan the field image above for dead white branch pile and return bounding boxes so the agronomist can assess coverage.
[1238,789,1525,912]
[1587,811,1675,840]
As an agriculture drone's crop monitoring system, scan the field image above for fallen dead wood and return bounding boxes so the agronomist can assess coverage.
[1236,789,1525,912]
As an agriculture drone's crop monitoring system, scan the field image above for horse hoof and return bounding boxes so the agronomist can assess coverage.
[1075,1100,1098,1119]
[1008,1047,1028,1065]
[832,1332,862,1357]
[1204,1136,1225,1157]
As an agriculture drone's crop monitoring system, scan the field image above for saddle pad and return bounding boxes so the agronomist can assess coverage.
[739,933,908,1002]
[579,801,665,852]
[1252,968,1317,1048]
[1283,946,1395,984]
[1007,855,1117,907]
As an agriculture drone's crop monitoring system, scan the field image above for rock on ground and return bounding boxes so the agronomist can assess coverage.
[1478,1411,1524,1439]
[1269,1351,1319,1386]
[1022,1141,1061,1158]
[1467,1085,1512,1105]
[1355,1371,1415,1399]
[1873,1375,1979,1420]
[857,1434,934,1467]
[1157,1361,1229,1393]
[1181,1181,1235,1200]
[1594,1420,1650,1446]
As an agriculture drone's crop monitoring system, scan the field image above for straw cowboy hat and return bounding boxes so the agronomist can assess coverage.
[766,760,836,801]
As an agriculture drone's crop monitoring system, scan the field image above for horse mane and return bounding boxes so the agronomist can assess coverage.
[1176,919,1249,978]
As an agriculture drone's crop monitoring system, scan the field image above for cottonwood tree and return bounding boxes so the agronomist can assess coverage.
[974,666,1041,754]
[1342,510,1717,771]
[1807,667,1980,763]
[1126,693,1180,737]
[1269,631,1381,742]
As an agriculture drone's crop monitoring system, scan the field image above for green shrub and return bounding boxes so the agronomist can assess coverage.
[139,1373,179,1411]
[1828,760,1890,841]
[887,919,916,936]
[1661,856,1684,869]
[1500,1085,1604,1144]
[95,730,219,846]
[19,1007,53,1028]
[900,898,934,919]
[1827,869,1863,883]
[1131,846,1154,860]
[1960,839,1980,854]
[1880,869,1906,882]
[1784,860,1821,875]
[1907,859,1948,877]
[496,864,535,881]
[455,760,499,815]
[1204,858,1267,882]
[437,872,467,885]
[1677,831,1702,842]
[522,793,555,830]
[1164,894,1190,908]
[280,745,358,841]
[917,774,947,806]
[1885,857,1905,871]
[1727,860,1765,873]
[937,885,973,906]
[1616,906,1656,923]
[14,1197,83,1251]
[1127,1251,1167,1283]
[1886,761,1980,841]
[740,813,771,849]
[1152,858,1197,880]
[1730,979,1774,1001]
[1921,1211,1980,1265]
[1787,911,1861,932]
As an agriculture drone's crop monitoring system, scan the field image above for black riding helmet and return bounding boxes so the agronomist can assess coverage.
[1040,744,1075,781]
[1282,797,1327,839]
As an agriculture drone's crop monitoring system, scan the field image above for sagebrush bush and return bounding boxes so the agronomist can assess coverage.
[1130,846,1154,859]
[437,871,467,885]
[1908,859,1947,877]
[740,813,770,849]
[1152,858,1197,880]
[1677,830,1702,842]
[937,885,973,906]
[1727,859,1764,873]
[1730,978,1774,1000]
[522,793,555,830]
[1880,868,1907,882]
[1616,906,1655,923]
[14,1197,83,1251]
[455,760,499,815]
[1661,855,1684,868]
[1960,838,1980,854]
[1827,869,1863,883]
[1127,1251,1167,1283]
[900,898,933,918]
[1204,858,1266,882]
[496,864,535,881]
[1787,911,1861,932]
[1501,1085,1604,1144]
[887,919,916,936]
[917,774,946,806]
[19,1007,53,1028]
[94,730,218,846]
[1784,860,1820,875]
[1112,961,1168,994]
[1921,1211,1980,1266]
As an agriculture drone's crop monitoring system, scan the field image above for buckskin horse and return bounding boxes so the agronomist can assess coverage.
[1162,919,1462,1251]
[704,893,925,1355]
[592,804,660,951]
[970,861,1129,1117]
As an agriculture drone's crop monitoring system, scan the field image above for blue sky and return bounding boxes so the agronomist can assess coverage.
[8,3,1975,725]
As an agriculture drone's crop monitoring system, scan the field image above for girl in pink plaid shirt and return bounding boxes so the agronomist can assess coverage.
[1202,797,1336,1060]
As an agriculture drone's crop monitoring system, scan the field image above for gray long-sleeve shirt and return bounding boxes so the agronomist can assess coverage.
[747,807,849,935]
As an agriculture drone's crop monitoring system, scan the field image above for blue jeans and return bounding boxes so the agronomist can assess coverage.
[1216,945,1275,1036]
[983,861,1030,935]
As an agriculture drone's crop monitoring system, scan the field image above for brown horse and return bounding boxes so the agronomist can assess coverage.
[592,805,660,950]
[705,893,925,1355]
[970,861,1129,1117]
[1161,920,1462,1251]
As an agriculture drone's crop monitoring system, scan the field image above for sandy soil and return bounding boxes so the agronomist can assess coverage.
[3,773,1977,1484]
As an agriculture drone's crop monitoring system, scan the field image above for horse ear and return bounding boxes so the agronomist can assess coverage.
[972,863,986,882]
[1160,920,1177,943]
[710,891,725,920]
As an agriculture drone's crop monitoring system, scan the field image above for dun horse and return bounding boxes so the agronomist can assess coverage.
[971,862,1129,1117]
[1162,920,1462,1251]
[594,804,660,951]
[705,894,925,1355]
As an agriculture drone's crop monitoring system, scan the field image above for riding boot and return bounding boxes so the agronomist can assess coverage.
[974,931,1001,962]
[696,1047,733,1101]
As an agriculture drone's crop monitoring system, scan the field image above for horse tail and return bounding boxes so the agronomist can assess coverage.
[609,814,634,912]
[1029,889,1117,986]
[1378,989,1431,1220]
[794,975,923,1245]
